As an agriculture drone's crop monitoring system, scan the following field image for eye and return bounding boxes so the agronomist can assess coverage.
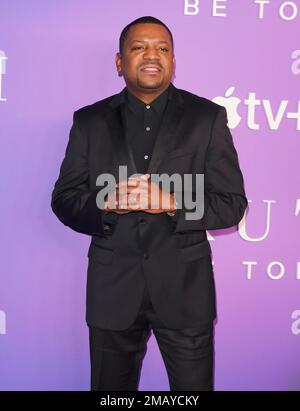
[132,46,143,51]
[159,47,169,52]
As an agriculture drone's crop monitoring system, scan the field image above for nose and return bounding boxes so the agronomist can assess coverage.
[142,45,160,61]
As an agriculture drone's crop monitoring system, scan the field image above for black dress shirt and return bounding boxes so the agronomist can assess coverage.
[102,84,172,235]
[123,85,170,174]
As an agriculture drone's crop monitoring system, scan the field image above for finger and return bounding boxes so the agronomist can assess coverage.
[127,186,148,195]
[127,179,139,186]
[114,210,131,214]
[117,177,142,187]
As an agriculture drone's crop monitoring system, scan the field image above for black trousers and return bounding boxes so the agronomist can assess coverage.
[89,284,214,391]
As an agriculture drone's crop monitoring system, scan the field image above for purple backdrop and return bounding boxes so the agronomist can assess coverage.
[0,0,299,390]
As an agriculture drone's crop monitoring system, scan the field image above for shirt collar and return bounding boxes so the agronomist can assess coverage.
[125,84,170,115]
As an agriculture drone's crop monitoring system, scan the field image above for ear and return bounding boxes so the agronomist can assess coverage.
[115,52,122,76]
[171,55,176,79]
[172,55,176,71]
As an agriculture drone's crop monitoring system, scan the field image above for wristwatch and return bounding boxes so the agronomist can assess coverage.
[167,192,179,217]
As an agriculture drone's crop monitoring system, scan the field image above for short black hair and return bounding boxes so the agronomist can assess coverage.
[119,16,174,54]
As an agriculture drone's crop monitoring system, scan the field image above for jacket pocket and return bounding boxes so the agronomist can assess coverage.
[179,240,211,263]
[87,243,114,265]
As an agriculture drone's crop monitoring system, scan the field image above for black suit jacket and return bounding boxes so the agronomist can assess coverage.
[51,83,248,330]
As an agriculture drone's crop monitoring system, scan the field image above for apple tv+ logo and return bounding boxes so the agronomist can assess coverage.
[213,86,241,128]
[212,86,300,131]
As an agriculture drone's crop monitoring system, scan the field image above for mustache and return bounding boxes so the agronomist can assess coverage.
[139,62,163,69]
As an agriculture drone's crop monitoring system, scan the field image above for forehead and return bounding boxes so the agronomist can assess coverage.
[126,23,172,44]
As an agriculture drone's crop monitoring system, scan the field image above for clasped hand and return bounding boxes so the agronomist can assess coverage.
[104,174,176,215]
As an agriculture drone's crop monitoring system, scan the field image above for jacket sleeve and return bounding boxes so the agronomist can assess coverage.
[168,106,248,232]
[51,111,117,236]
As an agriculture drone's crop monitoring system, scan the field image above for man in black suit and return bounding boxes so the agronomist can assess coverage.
[51,16,248,391]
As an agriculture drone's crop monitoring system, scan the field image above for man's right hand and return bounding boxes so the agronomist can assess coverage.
[103,174,149,214]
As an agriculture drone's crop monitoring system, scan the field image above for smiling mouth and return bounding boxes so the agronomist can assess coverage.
[140,66,162,74]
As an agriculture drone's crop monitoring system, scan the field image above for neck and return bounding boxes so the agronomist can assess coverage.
[126,83,170,104]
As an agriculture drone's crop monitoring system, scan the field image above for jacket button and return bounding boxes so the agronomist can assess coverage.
[139,218,146,224]
[103,224,111,233]
[143,253,149,260]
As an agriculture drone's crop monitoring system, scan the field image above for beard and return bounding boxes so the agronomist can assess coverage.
[136,74,165,90]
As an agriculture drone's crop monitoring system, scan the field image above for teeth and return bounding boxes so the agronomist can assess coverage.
[143,68,159,71]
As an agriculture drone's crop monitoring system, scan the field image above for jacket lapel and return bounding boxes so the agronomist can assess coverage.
[104,83,185,178]
[104,88,137,178]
